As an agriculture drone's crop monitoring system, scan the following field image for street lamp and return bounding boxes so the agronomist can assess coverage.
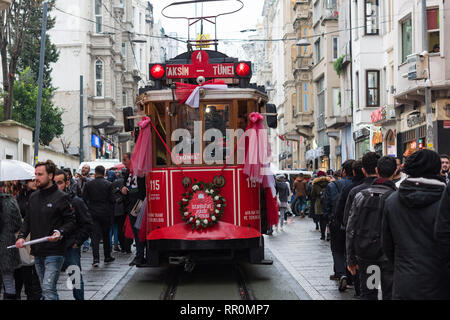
[296,38,311,47]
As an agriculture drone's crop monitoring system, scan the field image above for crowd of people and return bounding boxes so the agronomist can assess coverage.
[0,152,146,300]
[276,150,450,300]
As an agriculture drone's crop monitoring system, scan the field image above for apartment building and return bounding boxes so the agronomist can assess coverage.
[393,0,450,158]
[48,0,174,163]
[306,0,340,170]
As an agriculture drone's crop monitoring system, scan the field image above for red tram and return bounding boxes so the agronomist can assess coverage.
[127,2,278,268]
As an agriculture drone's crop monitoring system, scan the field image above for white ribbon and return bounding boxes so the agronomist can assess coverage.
[185,84,228,108]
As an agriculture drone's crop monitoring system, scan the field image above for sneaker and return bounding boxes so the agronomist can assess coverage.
[129,257,145,266]
[92,261,99,267]
[113,245,121,252]
[82,247,89,253]
[104,257,115,263]
[338,276,348,292]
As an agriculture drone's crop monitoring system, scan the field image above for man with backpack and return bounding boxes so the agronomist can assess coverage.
[346,156,397,300]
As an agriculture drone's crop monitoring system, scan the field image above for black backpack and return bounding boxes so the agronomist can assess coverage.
[354,187,394,260]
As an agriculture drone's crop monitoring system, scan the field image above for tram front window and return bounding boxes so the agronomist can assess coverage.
[172,105,201,164]
[204,104,231,164]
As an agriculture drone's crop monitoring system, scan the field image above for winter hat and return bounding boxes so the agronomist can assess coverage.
[403,149,441,178]
[316,171,326,177]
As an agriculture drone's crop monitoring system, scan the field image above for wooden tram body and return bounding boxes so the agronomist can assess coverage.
[134,49,276,267]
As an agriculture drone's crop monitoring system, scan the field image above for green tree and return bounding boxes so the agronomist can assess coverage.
[17,0,59,88]
[11,68,63,145]
[0,0,58,120]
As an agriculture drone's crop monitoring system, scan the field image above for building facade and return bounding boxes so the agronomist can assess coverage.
[48,0,175,163]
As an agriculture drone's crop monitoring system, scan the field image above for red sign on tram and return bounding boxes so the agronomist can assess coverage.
[166,50,235,79]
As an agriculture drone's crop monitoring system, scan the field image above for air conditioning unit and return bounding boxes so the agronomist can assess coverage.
[407,53,429,80]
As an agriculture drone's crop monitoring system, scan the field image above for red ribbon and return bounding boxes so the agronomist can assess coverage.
[175,79,226,105]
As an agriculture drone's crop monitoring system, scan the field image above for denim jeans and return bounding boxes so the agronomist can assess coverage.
[129,213,145,260]
[65,247,84,300]
[109,223,119,246]
[82,238,90,250]
[34,256,65,300]
[296,196,307,214]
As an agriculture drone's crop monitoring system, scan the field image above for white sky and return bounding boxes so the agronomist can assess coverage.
[152,0,265,49]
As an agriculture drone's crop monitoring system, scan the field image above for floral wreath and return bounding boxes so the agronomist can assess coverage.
[179,180,227,230]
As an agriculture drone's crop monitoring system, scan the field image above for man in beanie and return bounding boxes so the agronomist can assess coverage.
[382,149,450,299]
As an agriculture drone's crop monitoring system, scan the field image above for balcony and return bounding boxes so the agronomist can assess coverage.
[295,113,314,138]
[395,53,450,106]
[293,1,312,29]
[326,107,352,129]
[293,54,313,79]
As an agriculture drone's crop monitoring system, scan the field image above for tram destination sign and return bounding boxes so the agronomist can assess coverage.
[166,50,235,79]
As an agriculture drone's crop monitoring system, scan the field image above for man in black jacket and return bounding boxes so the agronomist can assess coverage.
[16,160,76,300]
[55,169,93,300]
[383,149,450,299]
[83,165,115,267]
[346,156,397,300]
[333,160,364,294]
[121,152,147,266]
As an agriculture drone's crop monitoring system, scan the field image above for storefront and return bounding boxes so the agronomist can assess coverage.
[306,146,329,171]
[370,106,397,157]
[91,133,115,160]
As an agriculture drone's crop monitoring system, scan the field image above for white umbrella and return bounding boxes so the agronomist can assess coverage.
[0,159,35,182]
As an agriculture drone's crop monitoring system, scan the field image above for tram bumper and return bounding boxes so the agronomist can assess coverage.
[146,222,269,266]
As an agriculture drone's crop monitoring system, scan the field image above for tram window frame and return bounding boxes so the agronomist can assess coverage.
[150,102,170,168]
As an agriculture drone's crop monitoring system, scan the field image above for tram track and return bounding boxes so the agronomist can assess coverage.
[160,263,254,300]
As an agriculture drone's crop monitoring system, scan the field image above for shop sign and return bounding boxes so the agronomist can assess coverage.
[444,120,450,129]
[372,130,383,147]
[370,107,385,124]
[407,111,425,128]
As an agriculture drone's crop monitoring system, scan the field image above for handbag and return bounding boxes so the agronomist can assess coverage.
[130,199,144,217]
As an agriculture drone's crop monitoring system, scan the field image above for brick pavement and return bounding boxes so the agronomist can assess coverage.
[264,215,357,300]
[39,215,357,300]
[56,247,135,300]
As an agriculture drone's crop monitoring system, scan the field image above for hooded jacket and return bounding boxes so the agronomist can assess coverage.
[435,183,450,275]
[382,177,450,300]
[310,177,330,215]
[0,193,22,273]
[293,177,307,197]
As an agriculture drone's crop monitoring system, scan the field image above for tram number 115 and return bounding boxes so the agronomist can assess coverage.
[246,178,257,189]
[149,180,160,191]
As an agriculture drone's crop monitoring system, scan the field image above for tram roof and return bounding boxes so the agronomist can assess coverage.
[137,87,268,104]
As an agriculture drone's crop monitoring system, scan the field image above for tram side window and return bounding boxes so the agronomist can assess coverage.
[172,104,201,164]
[154,103,168,166]
[204,104,231,163]
[237,101,249,130]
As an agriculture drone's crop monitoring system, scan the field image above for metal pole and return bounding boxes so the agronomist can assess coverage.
[422,0,434,151]
[80,75,84,162]
[33,1,48,166]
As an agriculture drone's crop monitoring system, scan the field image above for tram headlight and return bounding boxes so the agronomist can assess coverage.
[235,62,251,78]
[150,64,166,80]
